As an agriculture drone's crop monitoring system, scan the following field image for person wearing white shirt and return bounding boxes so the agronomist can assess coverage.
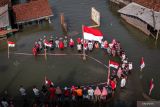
[33,86,39,96]
[77,43,82,52]
[88,87,94,100]
[120,77,126,88]
[19,85,26,96]
[1,98,8,107]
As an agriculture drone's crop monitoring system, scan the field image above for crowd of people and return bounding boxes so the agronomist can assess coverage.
[32,36,99,56]
[1,36,133,107]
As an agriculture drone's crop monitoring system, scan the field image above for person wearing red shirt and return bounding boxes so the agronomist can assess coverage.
[110,79,116,92]
[49,85,56,100]
[59,41,64,50]
[69,38,74,48]
[77,38,81,44]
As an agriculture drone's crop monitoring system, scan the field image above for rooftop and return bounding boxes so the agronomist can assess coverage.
[13,0,53,24]
[0,5,10,28]
[118,2,160,30]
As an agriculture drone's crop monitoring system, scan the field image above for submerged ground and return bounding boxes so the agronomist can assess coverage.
[0,0,160,107]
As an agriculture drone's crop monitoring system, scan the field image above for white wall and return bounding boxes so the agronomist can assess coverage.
[121,14,150,35]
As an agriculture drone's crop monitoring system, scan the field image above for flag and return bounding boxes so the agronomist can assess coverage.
[83,26,103,43]
[140,57,145,71]
[149,78,154,95]
[8,41,15,47]
[44,41,52,47]
[109,60,119,69]
[45,76,54,86]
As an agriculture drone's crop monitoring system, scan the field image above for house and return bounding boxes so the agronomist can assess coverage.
[118,2,160,39]
[13,0,53,28]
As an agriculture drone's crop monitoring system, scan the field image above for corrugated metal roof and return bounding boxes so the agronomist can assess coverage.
[0,5,10,28]
[118,2,160,30]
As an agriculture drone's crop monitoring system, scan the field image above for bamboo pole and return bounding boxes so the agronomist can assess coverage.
[82,25,86,60]
[44,46,47,60]
[155,29,159,45]
[107,60,110,85]
[8,45,9,59]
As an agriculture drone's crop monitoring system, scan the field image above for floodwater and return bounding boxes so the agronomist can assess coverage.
[0,0,160,107]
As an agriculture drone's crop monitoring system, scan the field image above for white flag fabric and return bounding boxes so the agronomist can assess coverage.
[8,41,15,47]
[44,41,52,47]
[140,57,145,71]
[83,26,103,43]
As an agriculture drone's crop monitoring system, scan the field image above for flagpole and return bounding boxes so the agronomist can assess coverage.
[8,45,10,59]
[82,25,86,60]
[44,76,46,85]
[44,46,47,60]
[107,60,110,85]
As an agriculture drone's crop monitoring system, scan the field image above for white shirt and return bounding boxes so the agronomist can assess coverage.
[1,101,8,107]
[19,87,26,96]
[121,78,126,88]
[77,44,82,50]
[88,89,94,96]
[55,40,59,47]
[88,42,93,50]
[122,54,126,61]
[129,63,133,70]
[33,88,39,96]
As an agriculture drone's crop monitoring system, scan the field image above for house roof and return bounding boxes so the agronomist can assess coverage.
[0,0,10,7]
[118,2,160,30]
[0,5,10,28]
[13,0,53,24]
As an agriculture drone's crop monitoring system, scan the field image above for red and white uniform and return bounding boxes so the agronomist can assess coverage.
[77,38,81,44]
[69,39,74,47]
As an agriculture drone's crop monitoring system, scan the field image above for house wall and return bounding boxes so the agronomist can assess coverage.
[121,14,150,35]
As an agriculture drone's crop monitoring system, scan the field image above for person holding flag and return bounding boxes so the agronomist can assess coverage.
[7,41,15,59]
[107,60,119,84]
[45,76,54,86]
[140,57,145,71]
[149,78,154,95]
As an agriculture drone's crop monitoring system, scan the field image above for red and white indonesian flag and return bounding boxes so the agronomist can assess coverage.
[109,60,119,69]
[44,41,52,47]
[8,41,15,47]
[140,57,145,71]
[83,26,103,43]
[45,76,54,86]
[149,78,154,95]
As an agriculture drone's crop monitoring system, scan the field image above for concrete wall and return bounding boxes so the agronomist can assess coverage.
[121,14,150,35]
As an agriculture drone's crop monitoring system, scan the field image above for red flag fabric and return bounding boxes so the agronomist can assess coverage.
[149,78,154,95]
[45,76,54,86]
[83,26,103,43]
[109,60,119,69]
[140,57,145,71]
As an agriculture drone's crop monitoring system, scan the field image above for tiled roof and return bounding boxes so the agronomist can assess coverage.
[13,0,53,23]
[0,0,10,7]
[133,0,160,12]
